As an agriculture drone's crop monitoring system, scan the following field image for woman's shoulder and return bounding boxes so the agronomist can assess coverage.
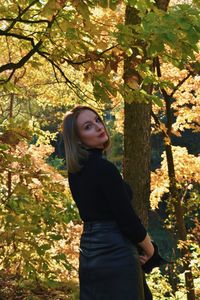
[96,156,119,175]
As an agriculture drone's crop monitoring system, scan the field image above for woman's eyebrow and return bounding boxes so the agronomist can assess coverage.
[81,120,91,127]
[81,116,98,127]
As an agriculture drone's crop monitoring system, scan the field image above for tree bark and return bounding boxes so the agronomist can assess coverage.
[124,102,151,226]
[123,6,151,226]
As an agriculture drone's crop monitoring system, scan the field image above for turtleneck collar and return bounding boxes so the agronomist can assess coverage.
[87,148,103,157]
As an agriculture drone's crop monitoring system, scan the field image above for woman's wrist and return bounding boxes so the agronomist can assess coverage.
[138,233,154,258]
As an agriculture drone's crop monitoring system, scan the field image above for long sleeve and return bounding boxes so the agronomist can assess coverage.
[98,159,147,243]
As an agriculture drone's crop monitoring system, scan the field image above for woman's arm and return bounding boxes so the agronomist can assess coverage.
[98,159,147,244]
[138,233,154,265]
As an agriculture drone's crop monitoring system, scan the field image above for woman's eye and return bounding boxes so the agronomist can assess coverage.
[96,117,101,123]
[85,124,92,130]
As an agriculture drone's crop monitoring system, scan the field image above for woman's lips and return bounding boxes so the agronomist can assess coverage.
[98,132,106,138]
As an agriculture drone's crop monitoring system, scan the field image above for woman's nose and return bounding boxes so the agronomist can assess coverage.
[95,123,102,130]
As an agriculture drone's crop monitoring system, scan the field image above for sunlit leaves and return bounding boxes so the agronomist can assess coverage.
[115,23,136,48]
[0,1,199,295]
[150,146,200,209]
[42,0,67,20]
[138,5,200,62]
[0,117,81,285]
[159,58,200,132]
[126,0,155,14]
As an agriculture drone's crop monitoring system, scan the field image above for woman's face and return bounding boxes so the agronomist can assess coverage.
[76,109,108,149]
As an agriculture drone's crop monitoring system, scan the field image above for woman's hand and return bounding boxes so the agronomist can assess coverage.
[138,233,154,265]
[139,252,152,265]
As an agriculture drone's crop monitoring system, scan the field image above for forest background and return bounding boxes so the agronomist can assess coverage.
[0,0,199,299]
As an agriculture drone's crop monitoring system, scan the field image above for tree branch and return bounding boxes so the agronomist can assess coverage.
[0,70,15,84]
[151,110,169,138]
[37,50,95,102]
[5,0,39,32]
[0,41,42,75]
[0,29,34,43]
[63,44,119,65]
[169,72,191,98]
[0,16,55,82]
[154,56,193,99]
[0,17,49,25]
[154,56,173,135]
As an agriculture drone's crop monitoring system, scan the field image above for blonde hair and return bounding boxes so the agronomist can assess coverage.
[63,106,110,173]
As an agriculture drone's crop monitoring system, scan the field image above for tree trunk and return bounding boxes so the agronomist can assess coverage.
[124,102,151,226]
[153,58,196,299]
[154,54,196,299]
[165,143,195,300]
[123,6,151,226]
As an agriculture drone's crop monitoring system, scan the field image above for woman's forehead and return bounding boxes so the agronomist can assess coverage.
[77,110,97,126]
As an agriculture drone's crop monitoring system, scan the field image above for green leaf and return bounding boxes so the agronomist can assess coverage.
[164,32,177,44]
[75,1,90,20]
[0,143,10,151]
[116,24,135,47]
[178,20,192,30]
[49,234,63,240]
[52,253,66,261]
[63,261,73,271]
[6,214,16,224]
[187,29,199,44]
[152,95,163,107]
[147,42,164,56]
[37,244,51,255]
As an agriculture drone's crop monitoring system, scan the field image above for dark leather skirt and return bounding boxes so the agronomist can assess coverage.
[79,221,145,300]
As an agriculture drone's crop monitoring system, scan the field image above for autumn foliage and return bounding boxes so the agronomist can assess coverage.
[0,0,199,299]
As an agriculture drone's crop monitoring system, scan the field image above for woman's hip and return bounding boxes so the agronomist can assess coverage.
[80,221,140,268]
[79,221,145,300]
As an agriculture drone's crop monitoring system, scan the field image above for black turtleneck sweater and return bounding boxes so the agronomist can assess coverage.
[68,148,147,244]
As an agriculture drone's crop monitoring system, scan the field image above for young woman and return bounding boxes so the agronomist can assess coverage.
[63,106,154,300]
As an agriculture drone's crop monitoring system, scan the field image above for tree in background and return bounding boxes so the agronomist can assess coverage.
[149,56,200,299]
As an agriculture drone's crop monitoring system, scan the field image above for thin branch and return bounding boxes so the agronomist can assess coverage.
[6,36,12,62]
[0,93,15,98]
[62,57,91,65]
[155,56,193,100]
[0,16,55,82]
[0,40,42,74]
[0,17,49,25]
[0,29,34,43]
[90,16,116,28]
[5,0,39,33]
[15,68,27,84]
[0,70,15,84]
[100,44,119,55]
[25,80,67,87]
[154,56,161,77]
[52,64,60,83]
[151,110,169,138]
[169,72,191,98]
[37,50,95,102]
[63,44,119,65]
